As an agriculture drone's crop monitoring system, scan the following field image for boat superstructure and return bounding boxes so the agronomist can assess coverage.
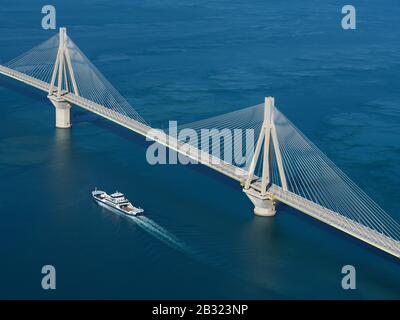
[92,189,144,216]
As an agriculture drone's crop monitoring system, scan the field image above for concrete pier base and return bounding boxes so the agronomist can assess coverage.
[243,187,276,216]
[49,96,72,128]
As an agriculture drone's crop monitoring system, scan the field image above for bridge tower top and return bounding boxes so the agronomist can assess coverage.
[264,96,274,126]
[59,27,67,44]
[48,27,79,98]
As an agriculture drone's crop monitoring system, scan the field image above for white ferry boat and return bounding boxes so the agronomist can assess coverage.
[92,188,144,216]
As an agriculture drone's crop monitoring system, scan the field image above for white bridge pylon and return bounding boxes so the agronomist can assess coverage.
[48,28,78,128]
[243,97,287,216]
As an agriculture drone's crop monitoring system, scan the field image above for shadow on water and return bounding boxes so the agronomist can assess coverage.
[73,108,151,152]
[0,77,46,102]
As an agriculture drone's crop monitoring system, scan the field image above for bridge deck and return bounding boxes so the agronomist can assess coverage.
[267,184,400,258]
[1,64,399,259]
[0,65,248,181]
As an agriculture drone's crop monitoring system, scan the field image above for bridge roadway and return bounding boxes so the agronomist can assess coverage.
[1,64,399,258]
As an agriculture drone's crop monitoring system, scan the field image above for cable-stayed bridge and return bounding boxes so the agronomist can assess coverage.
[0,28,399,259]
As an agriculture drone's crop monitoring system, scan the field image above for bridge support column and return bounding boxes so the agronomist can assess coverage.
[49,96,71,128]
[243,187,276,216]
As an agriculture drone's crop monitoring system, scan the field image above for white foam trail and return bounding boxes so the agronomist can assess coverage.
[127,215,193,255]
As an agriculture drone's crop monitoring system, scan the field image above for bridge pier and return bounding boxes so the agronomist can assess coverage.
[243,187,276,216]
[48,95,72,128]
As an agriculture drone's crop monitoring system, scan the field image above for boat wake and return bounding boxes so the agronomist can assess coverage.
[127,215,194,255]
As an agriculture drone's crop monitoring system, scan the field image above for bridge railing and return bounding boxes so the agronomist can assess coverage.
[269,184,400,257]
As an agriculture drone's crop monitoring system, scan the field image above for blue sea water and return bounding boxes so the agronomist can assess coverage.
[0,0,399,299]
